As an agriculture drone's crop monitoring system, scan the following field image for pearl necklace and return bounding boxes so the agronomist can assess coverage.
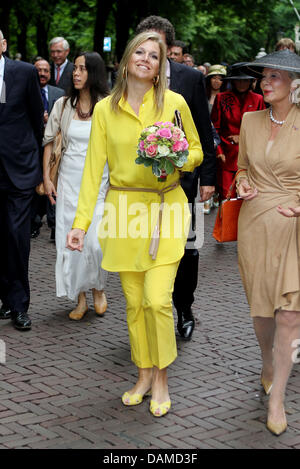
[269,107,285,126]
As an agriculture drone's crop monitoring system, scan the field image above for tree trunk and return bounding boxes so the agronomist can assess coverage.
[114,0,133,62]
[93,0,115,56]
[1,0,13,52]
[36,18,50,60]
[15,7,28,61]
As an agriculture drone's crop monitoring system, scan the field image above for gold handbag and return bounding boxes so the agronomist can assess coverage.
[36,98,66,196]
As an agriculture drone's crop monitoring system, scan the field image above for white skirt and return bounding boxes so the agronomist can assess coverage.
[55,142,109,301]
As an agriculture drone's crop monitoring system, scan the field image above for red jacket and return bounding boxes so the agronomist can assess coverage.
[211,89,265,171]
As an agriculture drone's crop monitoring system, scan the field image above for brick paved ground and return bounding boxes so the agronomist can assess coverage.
[0,208,300,449]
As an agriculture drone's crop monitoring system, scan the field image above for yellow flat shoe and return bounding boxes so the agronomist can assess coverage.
[261,375,273,395]
[150,399,171,417]
[121,390,151,406]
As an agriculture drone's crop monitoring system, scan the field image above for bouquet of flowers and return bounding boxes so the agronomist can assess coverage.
[135,121,189,182]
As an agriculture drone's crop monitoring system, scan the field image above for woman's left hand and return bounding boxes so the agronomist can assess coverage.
[277,205,300,217]
[228,135,239,145]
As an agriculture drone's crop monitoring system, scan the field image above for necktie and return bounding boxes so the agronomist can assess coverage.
[56,66,60,84]
[41,88,49,112]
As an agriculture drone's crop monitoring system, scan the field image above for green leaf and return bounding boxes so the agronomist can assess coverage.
[152,160,161,177]
[165,159,175,175]
[143,159,153,167]
[135,156,144,164]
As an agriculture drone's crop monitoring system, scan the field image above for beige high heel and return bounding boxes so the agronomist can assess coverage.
[261,374,273,395]
[69,292,88,320]
[267,407,287,436]
[93,289,107,316]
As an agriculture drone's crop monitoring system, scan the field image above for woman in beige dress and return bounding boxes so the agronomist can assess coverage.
[236,50,300,436]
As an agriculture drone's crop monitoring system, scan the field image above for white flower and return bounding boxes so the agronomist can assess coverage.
[147,126,158,133]
[157,145,170,156]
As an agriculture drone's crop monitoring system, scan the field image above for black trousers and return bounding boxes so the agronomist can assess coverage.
[172,196,199,315]
[31,193,55,230]
[0,163,34,313]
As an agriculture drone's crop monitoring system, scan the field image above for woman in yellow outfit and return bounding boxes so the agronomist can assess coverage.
[66,32,203,417]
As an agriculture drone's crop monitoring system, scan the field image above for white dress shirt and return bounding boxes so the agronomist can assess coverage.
[42,84,49,101]
[55,59,68,81]
[0,55,5,101]
[166,59,171,89]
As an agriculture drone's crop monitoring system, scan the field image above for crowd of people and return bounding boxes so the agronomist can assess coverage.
[1,15,300,433]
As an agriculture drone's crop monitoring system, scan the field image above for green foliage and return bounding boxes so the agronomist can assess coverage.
[1,0,300,65]
[49,0,96,56]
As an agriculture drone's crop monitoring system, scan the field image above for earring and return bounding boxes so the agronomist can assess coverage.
[122,66,128,80]
[153,75,160,87]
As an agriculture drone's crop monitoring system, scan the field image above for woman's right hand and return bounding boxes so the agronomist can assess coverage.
[43,178,57,205]
[237,178,258,200]
[217,153,226,163]
[66,229,86,252]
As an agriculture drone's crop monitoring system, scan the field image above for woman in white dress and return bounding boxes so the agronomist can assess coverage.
[43,52,109,320]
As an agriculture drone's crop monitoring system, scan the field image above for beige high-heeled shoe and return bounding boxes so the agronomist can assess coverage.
[261,374,273,395]
[93,289,107,316]
[69,292,88,320]
[267,407,287,436]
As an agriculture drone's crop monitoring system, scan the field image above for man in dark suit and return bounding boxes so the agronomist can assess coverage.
[48,36,73,93]
[136,16,216,341]
[0,30,44,330]
[35,58,65,124]
[30,58,65,239]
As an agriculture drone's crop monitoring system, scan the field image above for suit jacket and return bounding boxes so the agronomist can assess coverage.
[211,89,265,171]
[47,84,65,114]
[169,60,216,199]
[0,57,44,190]
[49,61,74,94]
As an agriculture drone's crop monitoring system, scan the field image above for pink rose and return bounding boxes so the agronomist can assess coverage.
[182,138,189,150]
[172,141,184,152]
[146,134,157,143]
[145,144,158,157]
[154,121,163,126]
[156,128,172,139]
[139,140,145,151]
[172,128,182,142]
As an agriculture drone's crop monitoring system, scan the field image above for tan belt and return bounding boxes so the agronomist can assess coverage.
[109,181,180,260]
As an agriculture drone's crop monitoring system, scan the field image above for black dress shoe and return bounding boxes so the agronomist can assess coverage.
[0,306,12,320]
[177,309,195,341]
[11,312,32,331]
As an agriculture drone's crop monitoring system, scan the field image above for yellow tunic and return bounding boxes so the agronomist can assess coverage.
[73,87,203,271]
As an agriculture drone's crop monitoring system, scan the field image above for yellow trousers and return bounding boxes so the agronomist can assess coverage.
[119,262,179,370]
